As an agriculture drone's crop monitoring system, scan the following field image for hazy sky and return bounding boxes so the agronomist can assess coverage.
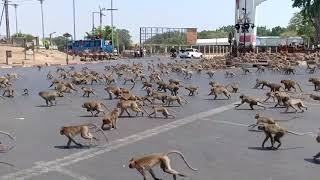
[1,0,298,42]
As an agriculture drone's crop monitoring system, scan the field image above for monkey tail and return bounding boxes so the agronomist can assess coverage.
[274,116,301,122]
[101,103,111,112]
[287,130,313,136]
[180,96,189,104]
[86,123,109,144]
[296,83,303,92]
[0,161,15,167]
[166,151,198,171]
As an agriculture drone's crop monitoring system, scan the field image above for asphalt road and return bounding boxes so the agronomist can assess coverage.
[0,57,319,180]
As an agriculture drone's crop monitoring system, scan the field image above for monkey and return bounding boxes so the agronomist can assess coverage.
[266,83,284,92]
[283,66,296,75]
[256,65,266,73]
[273,91,290,107]
[39,91,72,106]
[253,79,269,89]
[148,106,175,119]
[22,88,29,96]
[105,86,122,100]
[82,101,110,117]
[129,150,197,180]
[183,70,193,79]
[257,122,309,150]
[206,70,215,78]
[242,67,251,74]
[3,87,14,98]
[225,82,239,93]
[47,71,53,80]
[248,113,299,129]
[280,80,303,92]
[117,100,148,117]
[184,86,199,96]
[141,81,153,90]
[123,77,136,90]
[150,91,167,104]
[234,95,266,110]
[165,95,188,106]
[309,78,320,91]
[36,65,42,71]
[310,94,320,101]
[168,79,180,86]
[167,84,180,96]
[60,123,108,148]
[282,97,307,113]
[81,87,96,97]
[101,108,120,130]
[49,79,64,88]
[208,86,231,100]
[263,91,276,102]
[146,87,154,97]
[225,71,236,78]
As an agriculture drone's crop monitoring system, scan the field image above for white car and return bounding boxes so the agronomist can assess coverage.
[179,48,203,59]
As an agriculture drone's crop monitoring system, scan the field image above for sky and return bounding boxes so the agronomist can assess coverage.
[1,0,299,43]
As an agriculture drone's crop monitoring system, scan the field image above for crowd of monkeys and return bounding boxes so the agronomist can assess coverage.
[0,52,320,179]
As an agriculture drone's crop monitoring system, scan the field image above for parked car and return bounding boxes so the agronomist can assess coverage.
[179,48,203,59]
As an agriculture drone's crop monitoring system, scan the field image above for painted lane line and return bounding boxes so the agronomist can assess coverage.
[54,168,95,180]
[1,102,239,180]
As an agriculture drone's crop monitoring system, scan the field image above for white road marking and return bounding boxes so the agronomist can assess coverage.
[1,102,239,180]
[54,168,95,180]
[201,117,249,127]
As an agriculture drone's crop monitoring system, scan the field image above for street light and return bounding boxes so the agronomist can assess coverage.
[38,0,45,44]
[235,0,255,54]
[63,33,72,65]
[73,0,76,40]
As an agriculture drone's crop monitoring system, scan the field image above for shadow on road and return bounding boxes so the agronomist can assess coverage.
[54,145,94,150]
[248,146,304,151]
[304,158,320,165]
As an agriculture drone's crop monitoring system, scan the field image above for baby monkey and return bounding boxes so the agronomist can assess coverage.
[129,150,198,180]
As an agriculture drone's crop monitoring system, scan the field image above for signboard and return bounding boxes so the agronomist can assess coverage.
[186,28,197,45]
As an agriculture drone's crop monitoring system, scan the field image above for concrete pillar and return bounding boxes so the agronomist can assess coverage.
[219,46,221,54]
[275,47,278,53]
[222,46,225,55]
[165,46,167,53]
[208,45,211,54]
[204,46,206,54]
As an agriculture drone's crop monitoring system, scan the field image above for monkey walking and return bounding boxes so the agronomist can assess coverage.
[82,101,111,117]
[257,123,311,150]
[185,86,199,96]
[60,123,109,148]
[129,150,198,180]
[2,87,15,98]
[248,114,300,129]
[101,108,120,130]
[235,95,266,110]
[148,106,175,119]
[280,80,303,92]
[283,97,307,113]
[39,91,72,106]
[81,87,96,97]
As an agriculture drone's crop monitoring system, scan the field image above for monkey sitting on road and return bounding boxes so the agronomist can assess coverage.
[257,122,308,150]
[185,86,199,96]
[280,79,303,92]
[101,108,120,130]
[81,87,96,97]
[82,101,110,117]
[235,95,266,110]
[129,150,198,180]
[148,106,175,119]
[60,123,108,148]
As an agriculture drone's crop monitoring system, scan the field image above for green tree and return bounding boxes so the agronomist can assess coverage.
[257,26,271,36]
[51,36,68,51]
[292,0,320,43]
[288,12,315,43]
[12,32,35,41]
[270,26,288,36]
[144,31,186,45]
[116,29,132,52]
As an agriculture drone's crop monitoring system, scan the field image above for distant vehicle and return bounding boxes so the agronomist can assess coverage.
[68,39,113,54]
[179,48,203,59]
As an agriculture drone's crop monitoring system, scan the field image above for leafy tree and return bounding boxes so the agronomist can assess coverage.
[292,0,320,43]
[257,26,272,36]
[116,29,132,52]
[144,31,186,45]
[12,32,35,42]
[288,12,315,43]
[51,36,68,51]
[270,26,288,36]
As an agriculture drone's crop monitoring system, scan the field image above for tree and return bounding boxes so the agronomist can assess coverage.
[116,29,132,52]
[292,0,320,43]
[12,32,35,42]
[288,12,315,43]
[270,26,288,36]
[257,26,271,36]
[144,31,186,45]
[51,36,68,51]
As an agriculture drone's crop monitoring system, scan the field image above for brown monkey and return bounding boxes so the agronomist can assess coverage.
[248,114,298,129]
[164,95,188,106]
[39,91,72,106]
[235,95,266,110]
[208,86,231,100]
[81,87,96,97]
[257,122,308,150]
[274,91,290,107]
[3,87,14,98]
[117,100,148,117]
[105,86,122,100]
[263,92,276,103]
[226,82,239,93]
[184,86,199,96]
[60,123,108,148]
[129,150,197,180]
[82,101,110,117]
[101,108,120,130]
[309,78,320,91]
[253,79,269,89]
[283,97,307,113]
[266,83,284,92]
[141,81,153,90]
[280,80,303,92]
[148,106,175,119]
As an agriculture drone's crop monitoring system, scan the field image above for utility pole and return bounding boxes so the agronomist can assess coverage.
[92,11,99,33]
[73,0,76,40]
[107,0,118,52]
[13,3,18,34]
[99,6,106,28]
[4,0,10,39]
[39,0,45,43]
